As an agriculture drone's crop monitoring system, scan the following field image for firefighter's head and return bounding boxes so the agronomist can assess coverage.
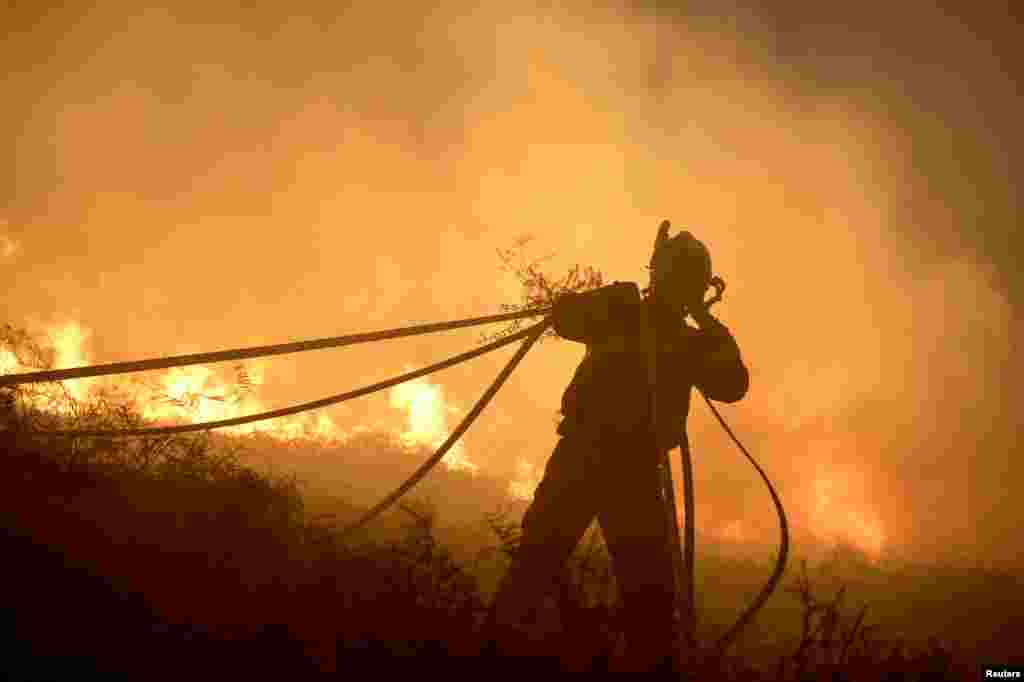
[649,227,712,314]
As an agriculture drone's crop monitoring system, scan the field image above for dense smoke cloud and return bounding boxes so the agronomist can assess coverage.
[2,2,1018,569]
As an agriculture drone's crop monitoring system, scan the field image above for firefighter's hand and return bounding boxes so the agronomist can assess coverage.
[682,290,713,326]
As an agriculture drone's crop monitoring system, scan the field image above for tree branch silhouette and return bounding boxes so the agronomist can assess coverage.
[479,235,605,345]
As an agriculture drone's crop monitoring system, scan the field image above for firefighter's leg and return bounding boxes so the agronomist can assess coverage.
[491,434,601,659]
[597,451,678,672]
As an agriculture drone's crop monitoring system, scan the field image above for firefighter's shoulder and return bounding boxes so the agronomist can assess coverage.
[552,282,642,343]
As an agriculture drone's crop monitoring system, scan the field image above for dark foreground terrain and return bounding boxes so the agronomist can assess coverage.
[1,396,1017,680]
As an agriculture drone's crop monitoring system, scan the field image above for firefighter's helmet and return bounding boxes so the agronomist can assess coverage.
[649,220,713,296]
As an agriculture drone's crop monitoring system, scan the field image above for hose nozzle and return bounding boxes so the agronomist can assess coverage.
[705,276,726,309]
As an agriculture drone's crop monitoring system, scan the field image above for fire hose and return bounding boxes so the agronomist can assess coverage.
[1,299,786,656]
[645,220,790,657]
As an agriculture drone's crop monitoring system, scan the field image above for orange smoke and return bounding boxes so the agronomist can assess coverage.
[716,519,748,544]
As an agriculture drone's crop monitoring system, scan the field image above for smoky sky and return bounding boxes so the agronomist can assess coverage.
[2,1,1020,569]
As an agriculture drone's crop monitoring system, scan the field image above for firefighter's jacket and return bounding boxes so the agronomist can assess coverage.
[552,281,749,453]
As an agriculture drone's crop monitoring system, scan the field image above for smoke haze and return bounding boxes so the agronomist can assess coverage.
[2,1,1019,569]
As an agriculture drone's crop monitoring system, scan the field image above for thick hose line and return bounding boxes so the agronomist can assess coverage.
[650,335,697,652]
[703,392,790,655]
[335,317,550,540]
[660,458,687,638]
[0,307,551,388]
[679,432,697,651]
[18,322,544,438]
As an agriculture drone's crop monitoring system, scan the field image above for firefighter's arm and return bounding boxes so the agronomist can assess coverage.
[689,313,749,403]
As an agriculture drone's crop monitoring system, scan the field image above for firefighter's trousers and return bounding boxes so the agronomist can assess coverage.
[491,428,677,670]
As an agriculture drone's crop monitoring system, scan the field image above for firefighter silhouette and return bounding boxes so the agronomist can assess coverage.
[490,222,750,671]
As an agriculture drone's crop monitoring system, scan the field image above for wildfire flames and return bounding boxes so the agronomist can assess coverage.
[45,320,96,403]
[388,369,477,474]
[2,321,475,473]
[3,320,890,558]
[689,438,888,562]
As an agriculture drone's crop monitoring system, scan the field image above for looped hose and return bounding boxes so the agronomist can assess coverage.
[0,307,551,388]
[335,317,550,539]
[703,392,790,655]
[18,318,548,438]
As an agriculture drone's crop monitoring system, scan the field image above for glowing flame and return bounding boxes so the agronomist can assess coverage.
[389,371,477,474]
[48,320,96,403]
[140,365,249,429]
[1,348,18,375]
[2,319,344,442]
[135,359,341,440]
